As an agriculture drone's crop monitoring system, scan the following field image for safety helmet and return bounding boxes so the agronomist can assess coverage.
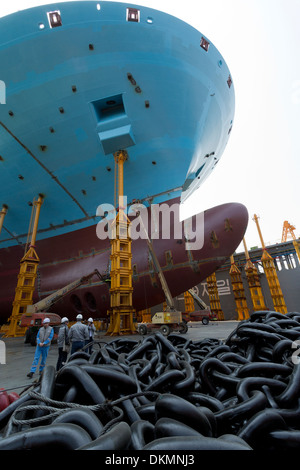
[61,317,69,323]
[76,314,83,320]
[43,318,50,324]
[88,317,93,322]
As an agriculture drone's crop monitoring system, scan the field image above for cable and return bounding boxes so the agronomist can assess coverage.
[10,390,161,428]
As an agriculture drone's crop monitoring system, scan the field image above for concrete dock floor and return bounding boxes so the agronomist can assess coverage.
[0,321,239,394]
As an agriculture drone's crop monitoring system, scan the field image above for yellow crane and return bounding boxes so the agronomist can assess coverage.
[253,214,287,314]
[281,220,300,263]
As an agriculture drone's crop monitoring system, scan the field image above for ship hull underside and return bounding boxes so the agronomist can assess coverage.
[0,1,235,248]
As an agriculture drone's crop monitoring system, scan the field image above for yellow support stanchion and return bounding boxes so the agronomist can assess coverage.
[253,214,287,314]
[229,254,249,321]
[106,151,136,336]
[137,309,151,323]
[184,291,195,313]
[206,272,224,320]
[243,237,267,312]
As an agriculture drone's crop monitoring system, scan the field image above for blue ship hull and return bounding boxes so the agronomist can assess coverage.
[0,2,243,323]
[0,1,234,248]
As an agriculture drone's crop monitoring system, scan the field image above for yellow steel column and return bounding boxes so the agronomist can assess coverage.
[106,151,136,336]
[137,308,151,323]
[206,272,224,320]
[229,254,249,321]
[293,240,300,265]
[243,237,267,312]
[184,291,195,313]
[6,195,44,337]
[253,214,287,314]
[0,204,8,236]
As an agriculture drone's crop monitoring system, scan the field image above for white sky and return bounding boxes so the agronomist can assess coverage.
[1,0,300,252]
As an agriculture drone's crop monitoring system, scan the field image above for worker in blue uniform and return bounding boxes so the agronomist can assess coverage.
[27,318,54,378]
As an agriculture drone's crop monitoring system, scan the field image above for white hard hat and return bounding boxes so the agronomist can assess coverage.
[61,317,69,323]
[88,318,93,322]
[43,318,50,324]
[76,314,83,320]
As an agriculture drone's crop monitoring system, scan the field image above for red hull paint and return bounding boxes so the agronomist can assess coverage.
[0,199,248,322]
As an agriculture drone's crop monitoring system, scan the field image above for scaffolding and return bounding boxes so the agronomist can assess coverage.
[229,254,250,320]
[243,237,267,312]
[206,272,224,320]
[253,214,287,314]
[106,150,136,335]
[6,196,44,337]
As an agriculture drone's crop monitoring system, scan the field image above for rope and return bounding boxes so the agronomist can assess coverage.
[10,390,161,428]
[11,405,65,423]
[1,382,37,394]
[29,390,108,410]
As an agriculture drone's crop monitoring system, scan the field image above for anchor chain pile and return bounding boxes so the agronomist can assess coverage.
[1,310,300,450]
